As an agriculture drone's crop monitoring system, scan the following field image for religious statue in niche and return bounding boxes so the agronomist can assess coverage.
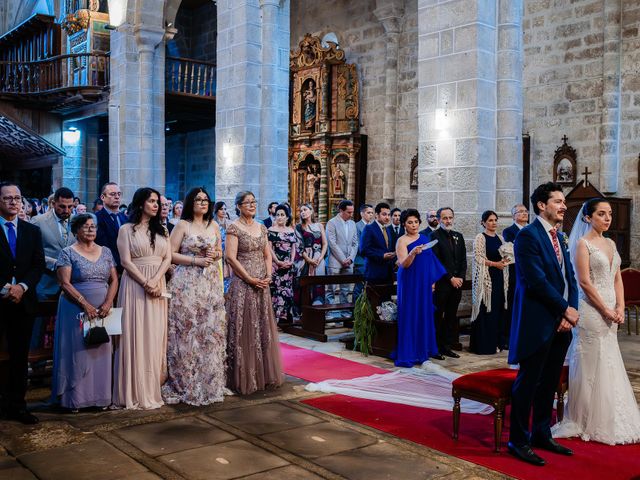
[552,135,577,187]
[305,163,321,211]
[331,160,346,196]
[303,79,317,130]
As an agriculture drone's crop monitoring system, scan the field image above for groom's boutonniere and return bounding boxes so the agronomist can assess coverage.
[561,233,569,249]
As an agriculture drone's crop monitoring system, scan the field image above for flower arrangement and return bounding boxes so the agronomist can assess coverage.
[499,241,515,264]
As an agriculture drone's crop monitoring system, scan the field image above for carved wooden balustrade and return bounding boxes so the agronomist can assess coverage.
[165,56,216,99]
[0,52,110,95]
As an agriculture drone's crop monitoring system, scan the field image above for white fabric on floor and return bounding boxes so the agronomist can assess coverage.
[305,361,494,415]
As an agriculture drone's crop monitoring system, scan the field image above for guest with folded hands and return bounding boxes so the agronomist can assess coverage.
[52,213,118,410]
[113,188,172,410]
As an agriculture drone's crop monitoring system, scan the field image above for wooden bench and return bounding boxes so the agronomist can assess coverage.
[283,273,362,342]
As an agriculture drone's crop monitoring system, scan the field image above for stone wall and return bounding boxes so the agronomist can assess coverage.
[165,128,216,201]
[290,0,419,209]
[523,0,640,266]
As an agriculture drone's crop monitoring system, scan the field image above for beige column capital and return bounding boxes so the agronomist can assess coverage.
[134,24,165,53]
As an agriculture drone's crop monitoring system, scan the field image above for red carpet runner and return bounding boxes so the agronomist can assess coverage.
[281,343,640,480]
[280,342,388,382]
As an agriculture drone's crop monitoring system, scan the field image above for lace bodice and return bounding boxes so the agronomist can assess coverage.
[226,223,268,278]
[56,246,115,284]
[580,238,620,304]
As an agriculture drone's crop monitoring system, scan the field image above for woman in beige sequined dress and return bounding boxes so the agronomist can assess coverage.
[225,191,284,395]
[113,188,172,410]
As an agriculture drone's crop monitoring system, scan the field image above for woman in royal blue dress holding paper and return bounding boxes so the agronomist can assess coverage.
[393,209,446,367]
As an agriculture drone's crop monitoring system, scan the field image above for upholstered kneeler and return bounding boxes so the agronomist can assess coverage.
[452,368,518,452]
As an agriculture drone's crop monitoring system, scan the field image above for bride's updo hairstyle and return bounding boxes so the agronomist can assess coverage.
[581,197,610,222]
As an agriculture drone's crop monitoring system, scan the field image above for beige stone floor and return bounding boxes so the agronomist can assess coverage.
[0,326,638,480]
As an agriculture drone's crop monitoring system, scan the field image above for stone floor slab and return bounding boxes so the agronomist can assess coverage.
[17,438,149,480]
[315,441,453,480]
[261,422,378,459]
[0,457,38,480]
[239,464,325,479]
[116,416,236,456]
[210,402,322,435]
[158,439,289,480]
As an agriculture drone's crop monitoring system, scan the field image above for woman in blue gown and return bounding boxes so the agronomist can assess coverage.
[393,209,447,367]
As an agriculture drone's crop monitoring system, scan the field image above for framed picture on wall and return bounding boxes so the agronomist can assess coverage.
[553,135,577,187]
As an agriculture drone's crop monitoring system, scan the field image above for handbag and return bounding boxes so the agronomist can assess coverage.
[78,313,110,347]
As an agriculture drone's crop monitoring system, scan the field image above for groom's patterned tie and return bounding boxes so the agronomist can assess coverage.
[549,228,562,264]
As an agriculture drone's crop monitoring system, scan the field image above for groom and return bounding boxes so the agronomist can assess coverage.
[508,182,579,466]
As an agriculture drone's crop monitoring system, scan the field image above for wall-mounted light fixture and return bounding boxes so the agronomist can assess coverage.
[63,127,81,145]
[106,0,129,30]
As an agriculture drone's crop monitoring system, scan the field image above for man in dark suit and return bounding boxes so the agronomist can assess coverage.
[389,208,404,251]
[360,202,395,284]
[262,202,278,228]
[419,209,439,235]
[160,195,174,234]
[95,182,128,270]
[429,207,466,359]
[0,182,45,424]
[508,183,578,466]
[501,203,529,349]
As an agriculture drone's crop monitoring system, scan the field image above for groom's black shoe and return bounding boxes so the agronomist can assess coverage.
[441,349,460,358]
[531,436,573,456]
[430,354,446,360]
[507,442,545,466]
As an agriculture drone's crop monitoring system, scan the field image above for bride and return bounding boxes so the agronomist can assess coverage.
[552,198,640,445]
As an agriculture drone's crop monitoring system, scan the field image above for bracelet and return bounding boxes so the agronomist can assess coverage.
[76,295,85,304]
[191,255,196,266]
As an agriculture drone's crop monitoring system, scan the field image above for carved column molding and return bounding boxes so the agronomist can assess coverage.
[599,0,622,194]
[374,0,403,201]
[319,148,330,221]
[346,147,357,201]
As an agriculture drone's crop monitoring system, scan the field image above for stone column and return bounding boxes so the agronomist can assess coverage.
[495,0,523,214]
[215,0,290,210]
[417,0,498,238]
[599,0,622,194]
[108,18,165,201]
[374,0,403,202]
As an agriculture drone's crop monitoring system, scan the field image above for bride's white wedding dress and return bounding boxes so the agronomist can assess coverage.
[552,238,640,445]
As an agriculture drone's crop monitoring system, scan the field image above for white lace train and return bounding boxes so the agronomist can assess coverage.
[305,361,494,415]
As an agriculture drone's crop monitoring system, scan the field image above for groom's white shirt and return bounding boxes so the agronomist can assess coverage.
[536,216,568,301]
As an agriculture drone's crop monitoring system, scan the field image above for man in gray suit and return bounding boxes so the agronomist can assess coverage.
[326,200,358,305]
[31,187,75,299]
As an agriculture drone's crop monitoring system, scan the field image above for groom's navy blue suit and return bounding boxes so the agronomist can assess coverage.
[508,218,578,447]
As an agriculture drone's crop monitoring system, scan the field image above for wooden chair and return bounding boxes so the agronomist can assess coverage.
[621,268,640,335]
[452,365,570,452]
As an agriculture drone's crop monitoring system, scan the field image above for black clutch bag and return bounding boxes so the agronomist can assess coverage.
[78,314,110,347]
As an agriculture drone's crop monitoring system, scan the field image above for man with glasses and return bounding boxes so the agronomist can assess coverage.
[95,182,128,271]
[0,182,45,424]
[419,209,439,235]
[160,195,174,234]
[31,187,76,299]
[501,204,530,349]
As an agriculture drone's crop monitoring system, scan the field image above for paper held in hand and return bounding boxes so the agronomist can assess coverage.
[499,242,515,265]
[99,307,123,335]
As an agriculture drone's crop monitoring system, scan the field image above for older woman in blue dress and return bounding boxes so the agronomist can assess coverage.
[52,213,118,410]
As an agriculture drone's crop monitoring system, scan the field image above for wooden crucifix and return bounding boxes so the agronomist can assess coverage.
[582,166,593,186]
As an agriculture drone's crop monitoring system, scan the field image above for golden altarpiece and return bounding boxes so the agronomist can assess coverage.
[289,34,367,223]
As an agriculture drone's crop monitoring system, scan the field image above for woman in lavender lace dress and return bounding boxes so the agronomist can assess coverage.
[162,188,226,405]
[52,214,118,409]
[225,191,284,395]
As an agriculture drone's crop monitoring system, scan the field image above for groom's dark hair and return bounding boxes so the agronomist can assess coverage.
[531,182,563,215]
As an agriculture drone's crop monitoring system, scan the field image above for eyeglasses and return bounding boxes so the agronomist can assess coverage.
[515,210,529,215]
[194,198,210,204]
[161,203,170,208]
[104,192,122,198]
[1,196,22,204]
[428,215,437,218]
[81,225,97,231]
[240,201,257,206]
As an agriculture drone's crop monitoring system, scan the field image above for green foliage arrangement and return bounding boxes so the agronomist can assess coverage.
[353,287,376,356]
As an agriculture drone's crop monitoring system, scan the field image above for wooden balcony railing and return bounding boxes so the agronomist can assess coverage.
[0,52,109,95]
[166,56,215,99]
